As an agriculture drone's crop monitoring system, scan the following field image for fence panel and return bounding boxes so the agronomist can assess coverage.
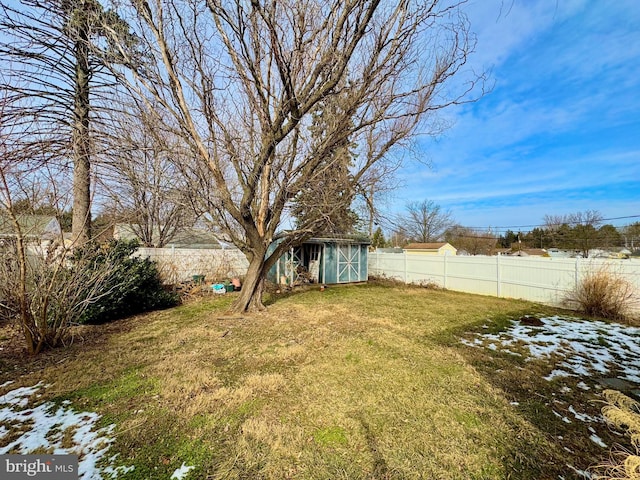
[135,247,249,284]
[369,253,640,308]
[445,256,498,296]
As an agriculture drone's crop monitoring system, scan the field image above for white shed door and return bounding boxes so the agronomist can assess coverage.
[337,244,360,283]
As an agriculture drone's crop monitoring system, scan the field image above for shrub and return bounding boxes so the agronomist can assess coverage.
[76,240,179,324]
[566,266,637,323]
[0,237,134,352]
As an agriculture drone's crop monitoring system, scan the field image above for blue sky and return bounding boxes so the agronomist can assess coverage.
[395,0,640,232]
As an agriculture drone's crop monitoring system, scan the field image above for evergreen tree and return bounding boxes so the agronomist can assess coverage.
[371,227,386,248]
[292,94,358,235]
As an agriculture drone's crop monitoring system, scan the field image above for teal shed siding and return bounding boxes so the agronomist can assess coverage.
[267,237,369,285]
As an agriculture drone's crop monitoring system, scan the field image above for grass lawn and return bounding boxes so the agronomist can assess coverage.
[0,282,630,479]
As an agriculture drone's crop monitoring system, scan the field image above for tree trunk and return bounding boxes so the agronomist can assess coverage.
[231,252,268,313]
[15,226,35,354]
[71,13,91,245]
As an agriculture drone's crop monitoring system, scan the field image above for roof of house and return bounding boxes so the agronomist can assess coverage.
[0,214,60,237]
[114,224,222,249]
[404,242,453,250]
[504,248,548,257]
[376,247,404,253]
[169,229,222,249]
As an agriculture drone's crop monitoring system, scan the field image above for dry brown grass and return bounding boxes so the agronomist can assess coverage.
[0,284,590,479]
[591,390,640,479]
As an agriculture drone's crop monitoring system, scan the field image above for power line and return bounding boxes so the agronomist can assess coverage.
[462,214,640,233]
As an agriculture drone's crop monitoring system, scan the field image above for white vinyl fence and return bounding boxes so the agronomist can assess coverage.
[369,253,640,308]
[135,247,249,284]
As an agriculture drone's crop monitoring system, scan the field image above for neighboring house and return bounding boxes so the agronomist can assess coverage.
[403,242,457,256]
[113,224,222,249]
[500,248,549,257]
[546,248,576,258]
[0,214,62,247]
[375,247,404,253]
[268,235,371,286]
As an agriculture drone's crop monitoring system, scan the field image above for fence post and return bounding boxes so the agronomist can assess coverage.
[443,254,448,289]
[171,245,176,285]
[496,254,501,297]
[404,253,408,284]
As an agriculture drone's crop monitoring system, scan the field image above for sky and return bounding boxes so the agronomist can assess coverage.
[395,0,640,233]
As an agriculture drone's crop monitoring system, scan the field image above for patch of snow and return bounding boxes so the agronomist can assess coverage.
[544,369,573,381]
[0,380,15,388]
[0,383,133,480]
[171,463,196,480]
[552,410,572,423]
[589,434,607,448]
[462,316,640,386]
[0,382,46,407]
[576,381,590,391]
[566,464,593,478]
[103,465,136,477]
[502,349,522,357]
[568,405,598,423]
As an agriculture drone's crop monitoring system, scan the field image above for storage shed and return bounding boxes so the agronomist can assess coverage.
[268,236,370,286]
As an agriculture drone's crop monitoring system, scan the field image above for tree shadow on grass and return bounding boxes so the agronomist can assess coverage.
[449,314,629,480]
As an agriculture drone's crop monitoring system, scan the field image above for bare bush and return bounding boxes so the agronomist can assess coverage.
[566,266,637,323]
[0,237,124,354]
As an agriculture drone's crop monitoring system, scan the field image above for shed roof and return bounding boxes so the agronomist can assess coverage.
[305,235,371,245]
[273,232,371,245]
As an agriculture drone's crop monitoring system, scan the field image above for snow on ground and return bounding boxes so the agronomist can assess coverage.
[0,382,129,479]
[0,383,196,479]
[461,316,640,384]
[462,315,640,479]
[170,463,196,480]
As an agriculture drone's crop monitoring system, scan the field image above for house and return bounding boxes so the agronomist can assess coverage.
[268,235,371,286]
[403,242,457,256]
[499,248,549,257]
[113,224,222,249]
[375,247,404,253]
[0,214,62,244]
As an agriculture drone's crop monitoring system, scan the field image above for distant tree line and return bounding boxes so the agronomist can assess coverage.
[500,221,640,258]
[375,203,639,258]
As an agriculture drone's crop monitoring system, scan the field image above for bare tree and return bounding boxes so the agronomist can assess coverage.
[544,210,603,257]
[621,222,640,252]
[543,213,570,247]
[567,210,603,258]
[105,0,483,312]
[99,103,196,246]
[0,0,137,244]
[355,161,403,238]
[399,199,453,243]
[445,225,496,256]
[1,91,118,354]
